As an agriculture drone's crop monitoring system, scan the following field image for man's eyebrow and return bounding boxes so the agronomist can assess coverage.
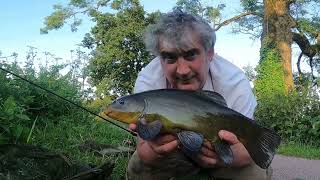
[160,50,174,53]
[184,48,200,53]
[160,48,199,54]
[160,51,177,56]
[159,48,200,57]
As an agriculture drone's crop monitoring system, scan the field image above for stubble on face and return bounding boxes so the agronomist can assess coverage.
[159,32,213,91]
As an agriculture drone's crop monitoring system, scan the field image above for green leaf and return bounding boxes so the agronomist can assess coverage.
[312,121,320,131]
[3,96,17,117]
[17,114,30,121]
[11,124,24,141]
[70,0,88,8]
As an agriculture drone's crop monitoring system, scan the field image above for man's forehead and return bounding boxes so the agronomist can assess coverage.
[158,33,202,53]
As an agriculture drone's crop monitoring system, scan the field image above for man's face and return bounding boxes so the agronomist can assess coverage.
[159,33,213,91]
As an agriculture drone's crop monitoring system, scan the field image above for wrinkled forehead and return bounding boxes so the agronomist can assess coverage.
[158,30,203,53]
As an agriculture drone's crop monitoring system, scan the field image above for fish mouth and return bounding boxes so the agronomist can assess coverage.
[103,108,117,120]
[104,108,140,124]
[104,108,117,120]
[104,108,112,116]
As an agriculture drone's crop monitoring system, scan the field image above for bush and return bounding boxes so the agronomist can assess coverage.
[255,91,320,145]
[0,62,88,143]
[0,63,32,143]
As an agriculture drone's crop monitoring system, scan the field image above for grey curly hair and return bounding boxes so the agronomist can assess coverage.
[143,10,216,56]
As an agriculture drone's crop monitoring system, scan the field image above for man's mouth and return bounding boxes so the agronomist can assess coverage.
[180,79,192,84]
[176,76,195,84]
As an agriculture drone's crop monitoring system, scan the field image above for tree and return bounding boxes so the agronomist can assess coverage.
[243,64,257,82]
[176,0,320,96]
[42,0,159,96]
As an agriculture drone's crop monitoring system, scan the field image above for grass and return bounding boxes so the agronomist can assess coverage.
[277,141,320,159]
[30,116,136,180]
[29,115,218,180]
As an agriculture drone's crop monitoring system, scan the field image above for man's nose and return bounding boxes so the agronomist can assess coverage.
[176,58,191,75]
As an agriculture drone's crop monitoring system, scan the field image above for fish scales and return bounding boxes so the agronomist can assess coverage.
[104,89,281,169]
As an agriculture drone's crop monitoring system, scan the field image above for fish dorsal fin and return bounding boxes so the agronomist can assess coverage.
[198,90,228,107]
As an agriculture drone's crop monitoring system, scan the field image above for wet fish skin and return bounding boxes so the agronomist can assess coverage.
[104,89,281,169]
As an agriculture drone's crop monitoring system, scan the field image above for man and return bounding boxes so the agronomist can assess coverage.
[127,10,271,180]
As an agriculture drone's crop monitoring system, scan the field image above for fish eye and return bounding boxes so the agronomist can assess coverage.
[117,99,125,105]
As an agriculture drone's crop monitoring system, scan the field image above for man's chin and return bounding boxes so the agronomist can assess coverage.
[176,83,199,91]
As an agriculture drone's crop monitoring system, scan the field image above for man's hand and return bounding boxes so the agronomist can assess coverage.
[196,130,253,168]
[129,123,179,164]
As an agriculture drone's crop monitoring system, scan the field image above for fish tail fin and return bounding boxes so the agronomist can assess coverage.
[244,127,281,169]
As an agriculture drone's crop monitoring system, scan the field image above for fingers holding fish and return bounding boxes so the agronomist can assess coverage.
[129,123,137,131]
[137,138,164,163]
[203,140,214,150]
[195,151,221,168]
[229,142,253,167]
[148,135,179,155]
[218,130,253,167]
[190,139,218,168]
[218,130,240,144]
[152,134,177,144]
[136,133,178,163]
[200,140,217,159]
[200,145,217,159]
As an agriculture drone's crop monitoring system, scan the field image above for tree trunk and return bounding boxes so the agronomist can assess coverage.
[262,0,294,94]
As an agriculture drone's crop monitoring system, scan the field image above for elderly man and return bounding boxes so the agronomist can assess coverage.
[127,10,271,180]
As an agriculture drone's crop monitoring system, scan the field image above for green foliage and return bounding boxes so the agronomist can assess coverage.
[42,0,158,95]
[32,118,134,180]
[0,96,30,143]
[278,142,320,159]
[175,0,226,26]
[28,65,83,120]
[70,0,89,8]
[240,0,262,12]
[291,0,320,32]
[86,96,113,115]
[255,91,320,145]
[242,64,256,81]
[0,52,87,143]
[254,39,286,99]
[0,63,31,143]
[88,1,156,95]
[40,4,73,34]
[176,0,204,16]
[0,50,135,178]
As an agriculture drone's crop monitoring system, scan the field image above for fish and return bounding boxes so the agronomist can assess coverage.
[103,89,281,169]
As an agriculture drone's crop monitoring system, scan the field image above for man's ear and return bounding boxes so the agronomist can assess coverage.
[207,48,214,62]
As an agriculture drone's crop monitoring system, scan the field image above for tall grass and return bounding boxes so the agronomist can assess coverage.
[31,117,136,179]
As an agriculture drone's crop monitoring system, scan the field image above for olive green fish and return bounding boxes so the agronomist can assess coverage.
[104,89,281,169]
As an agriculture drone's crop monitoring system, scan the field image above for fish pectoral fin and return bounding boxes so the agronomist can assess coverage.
[136,119,162,140]
[213,139,234,165]
[177,131,204,156]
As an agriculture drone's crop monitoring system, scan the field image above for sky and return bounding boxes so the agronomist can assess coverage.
[0,0,261,69]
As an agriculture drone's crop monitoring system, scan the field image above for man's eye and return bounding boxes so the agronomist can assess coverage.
[165,58,177,64]
[183,50,198,61]
[161,53,178,64]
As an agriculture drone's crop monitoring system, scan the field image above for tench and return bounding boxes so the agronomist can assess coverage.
[104,89,281,169]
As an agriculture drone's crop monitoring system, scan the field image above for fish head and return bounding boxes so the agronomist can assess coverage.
[104,94,145,124]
